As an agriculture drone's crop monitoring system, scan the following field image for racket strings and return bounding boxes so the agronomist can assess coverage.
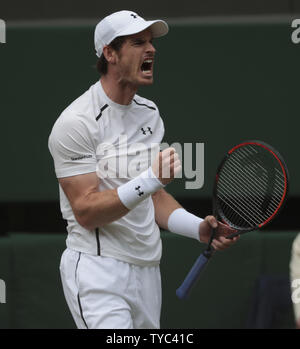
[234,147,286,200]
[221,161,271,212]
[220,155,283,217]
[219,164,274,222]
[218,171,267,224]
[218,168,284,227]
[216,145,286,228]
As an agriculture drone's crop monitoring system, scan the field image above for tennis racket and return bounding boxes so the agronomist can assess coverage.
[176,140,289,300]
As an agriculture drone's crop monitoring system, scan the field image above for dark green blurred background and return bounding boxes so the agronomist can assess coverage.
[1,21,300,201]
[0,0,299,329]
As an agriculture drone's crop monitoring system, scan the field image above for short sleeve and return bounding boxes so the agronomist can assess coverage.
[156,107,165,145]
[151,100,165,143]
[48,112,97,178]
[159,114,165,142]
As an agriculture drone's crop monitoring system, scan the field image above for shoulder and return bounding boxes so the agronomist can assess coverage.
[50,110,88,137]
[56,81,101,126]
[50,84,101,140]
[132,94,159,112]
[48,108,96,154]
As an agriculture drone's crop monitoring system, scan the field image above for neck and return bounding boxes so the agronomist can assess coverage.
[100,75,137,106]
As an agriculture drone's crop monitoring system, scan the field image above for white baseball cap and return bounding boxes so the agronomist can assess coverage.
[94,10,169,57]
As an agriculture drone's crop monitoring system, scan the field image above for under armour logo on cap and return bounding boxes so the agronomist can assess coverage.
[94,10,169,58]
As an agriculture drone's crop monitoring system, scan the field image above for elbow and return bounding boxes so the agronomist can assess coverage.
[73,202,96,231]
[75,212,92,231]
[76,214,95,231]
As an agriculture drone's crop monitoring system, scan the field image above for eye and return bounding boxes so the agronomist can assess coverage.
[133,40,145,46]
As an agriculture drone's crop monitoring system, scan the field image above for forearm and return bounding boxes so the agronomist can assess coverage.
[74,188,129,230]
[83,187,180,231]
[152,189,182,229]
[73,167,164,230]
[152,188,204,241]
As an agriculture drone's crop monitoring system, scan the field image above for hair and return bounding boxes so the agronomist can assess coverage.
[96,36,127,76]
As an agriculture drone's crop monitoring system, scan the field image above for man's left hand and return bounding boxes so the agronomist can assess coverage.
[199,215,239,250]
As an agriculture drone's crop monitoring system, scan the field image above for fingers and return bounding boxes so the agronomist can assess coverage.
[203,215,239,251]
[162,148,176,176]
[173,158,181,176]
[152,147,182,185]
[205,215,218,229]
[211,235,239,251]
[162,148,180,173]
[208,219,236,240]
[216,221,237,237]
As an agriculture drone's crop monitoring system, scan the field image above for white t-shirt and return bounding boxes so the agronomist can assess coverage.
[48,80,165,266]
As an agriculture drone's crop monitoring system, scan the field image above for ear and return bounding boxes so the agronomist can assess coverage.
[102,45,117,65]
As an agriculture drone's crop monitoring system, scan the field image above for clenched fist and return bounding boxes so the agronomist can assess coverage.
[152,147,181,185]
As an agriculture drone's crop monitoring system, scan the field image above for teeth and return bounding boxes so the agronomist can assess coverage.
[141,59,153,74]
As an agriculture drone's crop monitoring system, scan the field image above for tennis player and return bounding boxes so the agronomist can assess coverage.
[48,10,238,329]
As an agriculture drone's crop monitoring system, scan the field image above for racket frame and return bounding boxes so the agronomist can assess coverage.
[213,140,289,238]
[176,140,289,300]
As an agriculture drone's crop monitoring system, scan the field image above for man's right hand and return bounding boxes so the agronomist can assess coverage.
[152,147,181,186]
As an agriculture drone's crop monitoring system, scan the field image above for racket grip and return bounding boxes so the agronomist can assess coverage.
[176,251,211,300]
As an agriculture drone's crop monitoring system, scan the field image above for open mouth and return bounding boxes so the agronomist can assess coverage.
[141,59,153,74]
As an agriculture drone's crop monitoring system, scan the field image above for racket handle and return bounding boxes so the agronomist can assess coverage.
[176,250,212,300]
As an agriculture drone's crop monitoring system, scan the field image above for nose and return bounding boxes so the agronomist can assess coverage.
[146,41,156,55]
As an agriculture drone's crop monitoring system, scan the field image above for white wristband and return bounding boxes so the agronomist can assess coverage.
[167,208,204,241]
[117,167,164,210]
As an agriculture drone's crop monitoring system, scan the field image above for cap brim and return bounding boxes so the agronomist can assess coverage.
[115,19,169,40]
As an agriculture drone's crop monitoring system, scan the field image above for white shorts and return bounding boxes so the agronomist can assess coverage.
[59,248,162,329]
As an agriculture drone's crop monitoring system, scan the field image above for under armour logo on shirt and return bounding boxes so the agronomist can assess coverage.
[141,127,153,135]
[135,186,144,197]
[130,14,137,19]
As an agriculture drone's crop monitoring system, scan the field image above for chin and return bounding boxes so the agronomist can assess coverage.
[139,77,154,86]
